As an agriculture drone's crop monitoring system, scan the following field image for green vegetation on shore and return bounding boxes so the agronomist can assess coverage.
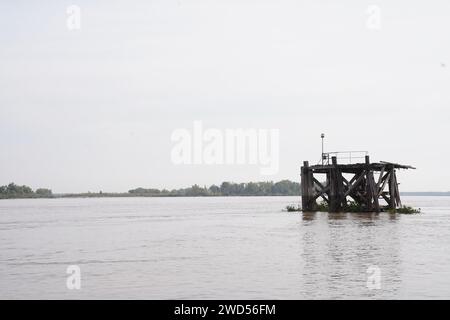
[0,183,52,199]
[128,180,300,197]
[0,180,300,199]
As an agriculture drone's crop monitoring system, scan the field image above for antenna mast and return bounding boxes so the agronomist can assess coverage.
[321,133,325,165]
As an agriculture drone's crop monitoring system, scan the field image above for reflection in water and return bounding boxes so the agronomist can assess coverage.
[301,211,402,299]
[302,212,316,222]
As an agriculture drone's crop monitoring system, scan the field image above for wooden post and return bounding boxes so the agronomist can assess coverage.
[336,168,345,211]
[301,161,316,211]
[363,155,380,212]
[367,171,380,212]
[388,166,396,209]
[329,156,342,212]
[301,161,309,211]
[393,170,402,207]
[363,156,371,211]
[308,168,316,211]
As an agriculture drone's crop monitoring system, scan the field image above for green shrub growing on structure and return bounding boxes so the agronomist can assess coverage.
[388,206,421,214]
[285,204,302,212]
[308,200,421,214]
[316,201,329,212]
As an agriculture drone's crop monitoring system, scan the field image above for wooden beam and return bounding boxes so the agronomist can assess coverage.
[381,192,390,204]
[368,171,380,212]
[394,171,402,207]
[348,173,358,186]
[344,170,366,197]
[377,172,391,197]
[342,176,349,186]
[377,166,385,188]
[312,177,326,191]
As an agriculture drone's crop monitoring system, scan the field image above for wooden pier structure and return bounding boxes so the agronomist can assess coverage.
[301,155,415,213]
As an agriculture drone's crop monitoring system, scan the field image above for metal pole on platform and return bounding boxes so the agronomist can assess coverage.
[321,133,325,165]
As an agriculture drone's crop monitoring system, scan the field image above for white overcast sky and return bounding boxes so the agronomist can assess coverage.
[0,0,449,192]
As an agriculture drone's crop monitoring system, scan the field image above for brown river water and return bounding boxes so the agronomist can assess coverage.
[0,196,449,299]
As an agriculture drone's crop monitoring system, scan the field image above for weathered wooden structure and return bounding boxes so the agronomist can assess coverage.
[301,155,415,212]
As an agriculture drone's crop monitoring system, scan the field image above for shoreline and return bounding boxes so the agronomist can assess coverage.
[1,192,450,200]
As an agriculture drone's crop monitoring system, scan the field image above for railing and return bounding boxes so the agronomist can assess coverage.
[320,151,369,165]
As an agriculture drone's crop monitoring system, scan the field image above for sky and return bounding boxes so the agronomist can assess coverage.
[0,0,449,192]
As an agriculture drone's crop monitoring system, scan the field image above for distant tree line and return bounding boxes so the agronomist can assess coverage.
[0,183,52,199]
[128,180,301,197]
[1,180,301,199]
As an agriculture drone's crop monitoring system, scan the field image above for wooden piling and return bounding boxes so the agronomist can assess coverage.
[301,161,316,211]
[329,156,344,212]
[388,166,396,210]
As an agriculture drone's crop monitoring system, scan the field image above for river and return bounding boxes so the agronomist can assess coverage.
[1,196,449,299]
